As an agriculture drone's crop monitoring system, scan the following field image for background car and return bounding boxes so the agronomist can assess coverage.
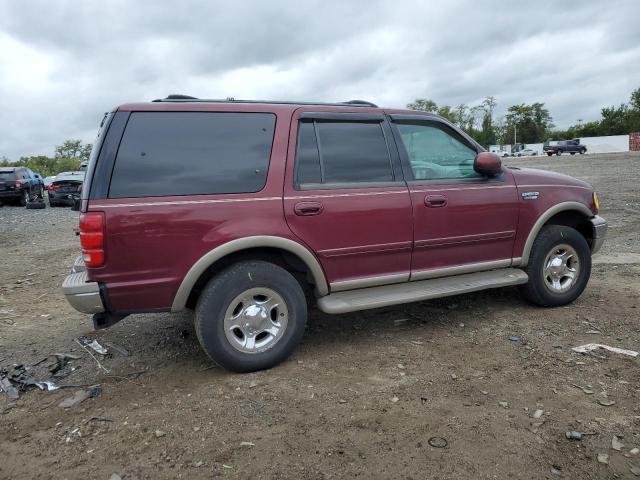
[514,148,538,157]
[47,171,85,207]
[0,167,43,206]
[43,175,56,188]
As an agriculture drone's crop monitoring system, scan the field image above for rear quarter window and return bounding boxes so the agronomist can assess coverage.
[108,112,276,198]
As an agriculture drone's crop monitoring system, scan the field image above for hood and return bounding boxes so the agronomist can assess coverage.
[507,166,592,190]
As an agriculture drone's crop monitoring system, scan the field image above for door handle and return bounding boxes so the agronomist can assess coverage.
[424,195,447,208]
[294,201,323,216]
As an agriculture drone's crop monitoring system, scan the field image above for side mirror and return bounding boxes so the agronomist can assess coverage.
[474,152,502,176]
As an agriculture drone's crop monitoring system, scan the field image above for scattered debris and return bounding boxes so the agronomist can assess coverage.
[450,373,457,380]
[89,385,102,397]
[532,409,544,419]
[240,441,255,447]
[102,342,129,357]
[550,466,562,476]
[77,336,108,355]
[597,453,609,464]
[0,377,19,400]
[35,381,60,391]
[612,435,624,451]
[509,336,521,342]
[193,461,204,468]
[390,396,399,403]
[109,474,122,480]
[571,343,638,357]
[631,466,640,477]
[565,431,583,440]
[597,399,616,407]
[75,338,110,373]
[499,401,509,408]
[631,448,640,455]
[585,330,601,334]
[428,436,448,448]
[393,318,408,326]
[59,389,91,408]
[338,399,347,404]
[571,384,594,394]
[154,429,166,438]
[249,380,258,388]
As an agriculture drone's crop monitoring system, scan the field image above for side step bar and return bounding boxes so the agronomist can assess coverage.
[317,268,528,314]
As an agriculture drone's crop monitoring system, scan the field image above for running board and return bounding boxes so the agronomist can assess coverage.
[317,268,528,314]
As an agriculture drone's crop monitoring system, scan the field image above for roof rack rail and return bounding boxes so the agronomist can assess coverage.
[150,95,378,108]
[343,99,378,107]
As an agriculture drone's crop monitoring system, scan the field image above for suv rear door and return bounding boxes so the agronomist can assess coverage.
[389,115,519,279]
[284,109,413,291]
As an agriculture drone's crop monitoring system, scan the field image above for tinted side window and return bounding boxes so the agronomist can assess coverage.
[316,122,393,183]
[109,112,275,198]
[396,122,478,180]
[294,120,393,187]
[295,121,321,185]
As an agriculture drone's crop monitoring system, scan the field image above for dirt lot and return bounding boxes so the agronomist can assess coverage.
[1,152,639,480]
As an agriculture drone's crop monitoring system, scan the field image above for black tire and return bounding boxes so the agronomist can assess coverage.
[195,261,307,372]
[547,152,553,156]
[556,150,563,156]
[19,190,28,206]
[519,225,591,307]
[570,152,575,155]
[579,149,586,154]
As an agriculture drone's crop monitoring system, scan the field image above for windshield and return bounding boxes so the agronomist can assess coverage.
[0,171,16,181]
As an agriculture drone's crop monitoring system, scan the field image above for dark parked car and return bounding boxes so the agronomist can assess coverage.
[544,139,587,156]
[48,171,84,206]
[63,95,606,372]
[0,167,44,206]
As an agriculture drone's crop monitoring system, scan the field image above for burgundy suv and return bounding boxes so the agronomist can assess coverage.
[63,96,607,372]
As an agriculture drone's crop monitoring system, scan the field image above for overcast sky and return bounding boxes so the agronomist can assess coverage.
[1,0,639,158]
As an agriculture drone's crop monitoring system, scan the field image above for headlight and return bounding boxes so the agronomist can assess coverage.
[593,192,600,212]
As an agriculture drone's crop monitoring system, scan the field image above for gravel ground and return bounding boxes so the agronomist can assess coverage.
[1,152,639,480]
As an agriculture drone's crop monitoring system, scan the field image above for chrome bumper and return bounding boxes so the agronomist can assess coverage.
[62,257,105,314]
[590,215,607,255]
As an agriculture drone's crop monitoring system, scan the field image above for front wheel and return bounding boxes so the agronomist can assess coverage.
[579,149,586,154]
[519,225,591,307]
[546,152,553,156]
[195,261,307,372]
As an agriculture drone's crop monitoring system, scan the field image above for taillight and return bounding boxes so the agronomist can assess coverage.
[15,180,23,188]
[48,184,59,191]
[79,212,105,268]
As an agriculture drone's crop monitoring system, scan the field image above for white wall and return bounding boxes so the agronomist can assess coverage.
[579,135,629,153]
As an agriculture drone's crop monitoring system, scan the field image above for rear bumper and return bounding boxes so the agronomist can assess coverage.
[590,215,607,255]
[62,257,105,314]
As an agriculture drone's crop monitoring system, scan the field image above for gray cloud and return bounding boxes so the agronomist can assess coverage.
[1,0,638,158]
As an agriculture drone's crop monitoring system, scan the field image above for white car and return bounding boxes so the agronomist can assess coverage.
[513,149,538,157]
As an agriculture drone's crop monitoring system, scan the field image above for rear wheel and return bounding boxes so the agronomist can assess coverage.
[546,152,553,156]
[556,149,563,156]
[519,225,591,307]
[195,261,307,372]
[579,148,586,154]
[19,190,28,206]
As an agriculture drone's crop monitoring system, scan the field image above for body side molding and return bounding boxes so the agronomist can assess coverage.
[516,201,593,267]
[171,236,329,311]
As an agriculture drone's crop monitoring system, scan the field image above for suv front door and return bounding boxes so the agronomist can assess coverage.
[284,110,413,291]
[389,115,519,280]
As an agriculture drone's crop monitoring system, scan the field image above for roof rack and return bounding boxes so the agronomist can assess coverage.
[151,95,378,108]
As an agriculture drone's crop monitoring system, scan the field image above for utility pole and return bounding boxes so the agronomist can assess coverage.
[514,124,517,145]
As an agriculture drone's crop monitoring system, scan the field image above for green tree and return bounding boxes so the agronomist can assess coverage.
[54,139,92,163]
[407,99,438,112]
[504,103,552,143]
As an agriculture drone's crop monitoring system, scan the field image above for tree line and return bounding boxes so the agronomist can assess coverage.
[407,87,640,146]
[0,140,92,177]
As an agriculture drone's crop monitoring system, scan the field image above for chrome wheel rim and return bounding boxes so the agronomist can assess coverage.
[223,287,288,354]
[543,244,580,293]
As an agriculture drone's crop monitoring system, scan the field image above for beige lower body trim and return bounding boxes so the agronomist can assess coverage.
[410,259,512,281]
[330,272,409,292]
